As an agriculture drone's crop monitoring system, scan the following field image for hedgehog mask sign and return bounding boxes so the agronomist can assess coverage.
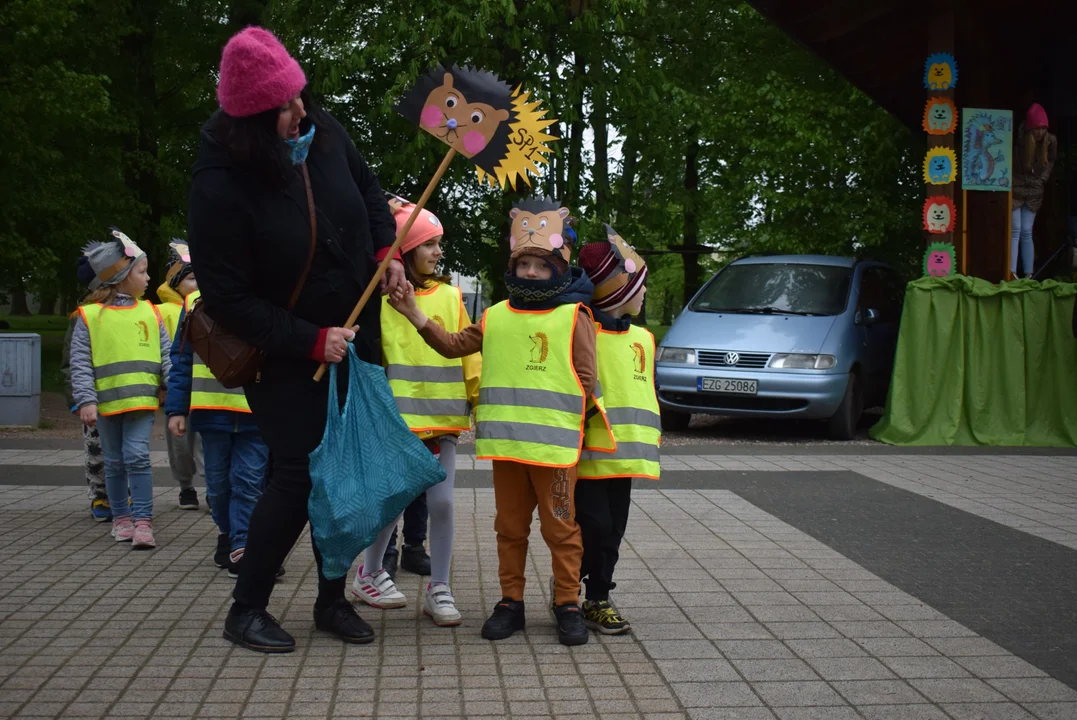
[394,63,557,190]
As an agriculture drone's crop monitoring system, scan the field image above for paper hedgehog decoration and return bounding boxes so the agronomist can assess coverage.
[922,196,957,234]
[394,63,557,190]
[923,147,958,185]
[922,97,957,135]
[923,52,958,90]
[923,242,956,278]
[508,197,576,262]
[166,240,194,289]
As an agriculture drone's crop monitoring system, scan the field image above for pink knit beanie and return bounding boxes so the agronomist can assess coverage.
[217,27,307,118]
[393,203,444,255]
[1026,103,1048,130]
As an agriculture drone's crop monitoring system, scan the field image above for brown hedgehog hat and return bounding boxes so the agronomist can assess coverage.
[576,223,648,312]
[507,196,579,275]
[165,240,193,289]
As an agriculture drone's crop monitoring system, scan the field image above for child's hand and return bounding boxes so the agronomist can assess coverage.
[79,404,98,428]
[168,415,187,437]
[389,282,418,315]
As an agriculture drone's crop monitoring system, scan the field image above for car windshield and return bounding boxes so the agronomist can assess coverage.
[691,263,852,316]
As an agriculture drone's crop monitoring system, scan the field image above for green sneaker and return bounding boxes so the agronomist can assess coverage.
[583,600,631,635]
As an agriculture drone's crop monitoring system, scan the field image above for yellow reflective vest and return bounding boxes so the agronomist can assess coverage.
[79,301,162,416]
[381,283,473,433]
[476,301,612,467]
[156,302,182,341]
[578,324,661,480]
[183,290,251,413]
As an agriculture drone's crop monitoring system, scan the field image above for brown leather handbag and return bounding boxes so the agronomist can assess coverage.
[183,164,318,388]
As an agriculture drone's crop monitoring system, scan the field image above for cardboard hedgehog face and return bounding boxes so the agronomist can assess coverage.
[509,198,573,262]
[922,196,956,234]
[923,53,957,91]
[922,97,957,135]
[168,240,191,266]
[395,64,513,166]
[603,224,646,278]
[923,147,958,185]
[395,64,557,191]
[922,242,956,278]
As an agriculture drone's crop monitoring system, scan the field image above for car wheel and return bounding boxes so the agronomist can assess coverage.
[660,408,691,432]
[827,373,863,441]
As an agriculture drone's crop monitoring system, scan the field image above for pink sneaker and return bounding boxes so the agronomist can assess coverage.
[111,516,134,542]
[131,519,156,549]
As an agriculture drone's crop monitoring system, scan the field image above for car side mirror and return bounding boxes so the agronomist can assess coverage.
[863,308,880,325]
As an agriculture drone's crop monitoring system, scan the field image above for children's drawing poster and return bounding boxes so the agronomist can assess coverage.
[961,109,1012,192]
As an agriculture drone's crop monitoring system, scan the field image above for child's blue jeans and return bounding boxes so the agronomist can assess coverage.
[202,430,269,555]
[96,410,155,520]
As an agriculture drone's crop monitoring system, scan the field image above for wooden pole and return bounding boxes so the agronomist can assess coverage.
[1005,189,1013,281]
[962,189,968,274]
[313,147,458,381]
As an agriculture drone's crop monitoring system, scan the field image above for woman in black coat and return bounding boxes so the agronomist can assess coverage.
[188,27,406,653]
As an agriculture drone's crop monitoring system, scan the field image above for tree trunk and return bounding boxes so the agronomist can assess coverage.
[8,288,30,316]
[120,0,162,301]
[229,0,270,27]
[565,52,587,209]
[486,0,530,303]
[616,132,641,223]
[545,39,562,199]
[592,83,610,219]
[682,132,702,308]
[36,290,58,316]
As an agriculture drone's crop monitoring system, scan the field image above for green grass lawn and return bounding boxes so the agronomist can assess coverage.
[646,323,670,345]
[0,315,69,396]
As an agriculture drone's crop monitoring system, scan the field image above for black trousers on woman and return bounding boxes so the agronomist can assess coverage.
[574,478,633,602]
[232,454,346,611]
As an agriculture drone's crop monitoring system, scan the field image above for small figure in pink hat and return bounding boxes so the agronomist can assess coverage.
[1011,103,1058,279]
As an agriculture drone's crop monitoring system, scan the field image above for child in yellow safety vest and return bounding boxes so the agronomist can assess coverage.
[573,225,661,635]
[351,197,480,627]
[388,197,612,647]
[156,240,204,512]
[70,228,171,550]
[165,283,270,577]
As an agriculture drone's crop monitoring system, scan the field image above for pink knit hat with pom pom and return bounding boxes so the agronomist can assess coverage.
[217,27,307,118]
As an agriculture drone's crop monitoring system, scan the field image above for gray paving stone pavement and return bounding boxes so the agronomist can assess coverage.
[1,448,1075,719]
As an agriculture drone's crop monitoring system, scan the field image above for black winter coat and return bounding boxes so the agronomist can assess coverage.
[187,111,396,456]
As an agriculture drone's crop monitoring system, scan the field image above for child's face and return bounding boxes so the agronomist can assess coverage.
[411,236,443,277]
[177,274,198,297]
[621,284,647,317]
[514,255,553,281]
[119,258,150,298]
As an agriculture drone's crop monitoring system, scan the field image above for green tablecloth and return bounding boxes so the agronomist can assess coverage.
[870,275,1077,447]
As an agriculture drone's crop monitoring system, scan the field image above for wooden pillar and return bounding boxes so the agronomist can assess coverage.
[925,1,959,263]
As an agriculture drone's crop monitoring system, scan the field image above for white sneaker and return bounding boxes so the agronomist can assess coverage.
[423,584,462,627]
[350,566,407,609]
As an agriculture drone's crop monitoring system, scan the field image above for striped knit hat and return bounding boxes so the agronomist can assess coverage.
[577,224,648,312]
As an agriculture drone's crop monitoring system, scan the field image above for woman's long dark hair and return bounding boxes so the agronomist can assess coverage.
[214,87,329,188]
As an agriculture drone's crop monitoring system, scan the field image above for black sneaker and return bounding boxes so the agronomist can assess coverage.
[400,544,431,576]
[384,548,399,580]
[314,598,375,644]
[223,605,295,653]
[481,598,526,641]
[553,603,589,646]
[178,488,199,510]
[228,558,285,582]
[213,534,230,569]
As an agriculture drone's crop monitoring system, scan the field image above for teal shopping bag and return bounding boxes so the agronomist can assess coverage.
[308,344,446,579]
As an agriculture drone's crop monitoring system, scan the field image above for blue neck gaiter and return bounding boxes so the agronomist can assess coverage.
[285,125,316,165]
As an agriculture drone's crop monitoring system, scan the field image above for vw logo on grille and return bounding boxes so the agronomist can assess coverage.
[724,352,740,366]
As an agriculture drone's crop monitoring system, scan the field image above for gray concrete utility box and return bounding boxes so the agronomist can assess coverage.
[0,333,41,427]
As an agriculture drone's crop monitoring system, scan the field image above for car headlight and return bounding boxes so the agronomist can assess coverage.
[656,347,696,364]
[768,353,836,370]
